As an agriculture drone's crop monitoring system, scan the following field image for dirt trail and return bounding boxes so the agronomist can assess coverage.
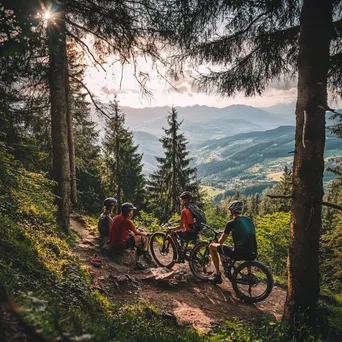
[70,217,286,332]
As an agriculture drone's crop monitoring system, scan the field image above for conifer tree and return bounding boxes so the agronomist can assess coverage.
[70,59,103,214]
[102,99,145,212]
[245,194,261,219]
[148,107,200,220]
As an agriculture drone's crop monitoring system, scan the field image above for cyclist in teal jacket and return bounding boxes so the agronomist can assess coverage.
[208,200,257,284]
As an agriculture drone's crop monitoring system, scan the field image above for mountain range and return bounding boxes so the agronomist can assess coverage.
[122,104,295,140]
[91,103,342,196]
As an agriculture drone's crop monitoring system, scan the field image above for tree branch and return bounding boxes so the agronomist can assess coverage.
[266,195,342,211]
[65,18,128,62]
[321,201,342,211]
[267,194,293,199]
[69,75,111,120]
[66,29,106,72]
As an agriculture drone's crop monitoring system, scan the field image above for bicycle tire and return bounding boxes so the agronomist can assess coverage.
[150,232,177,269]
[189,241,214,280]
[231,260,273,303]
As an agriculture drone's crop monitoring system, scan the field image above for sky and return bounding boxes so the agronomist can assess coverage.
[84,57,299,109]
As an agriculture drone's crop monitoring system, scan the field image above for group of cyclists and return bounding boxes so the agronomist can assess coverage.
[98,191,258,281]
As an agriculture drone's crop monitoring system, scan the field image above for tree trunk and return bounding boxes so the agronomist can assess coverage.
[47,1,70,233]
[65,58,77,205]
[172,114,177,215]
[115,105,121,213]
[284,0,332,335]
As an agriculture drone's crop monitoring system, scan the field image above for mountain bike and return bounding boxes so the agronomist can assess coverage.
[149,220,199,269]
[189,223,274,303]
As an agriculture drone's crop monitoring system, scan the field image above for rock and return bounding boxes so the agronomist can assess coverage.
[161,312,177,321]
[76,243,94,251]
[107,274,141,292]
[156,271,175,280]
[82,239,95,246]
[101,245,137,267]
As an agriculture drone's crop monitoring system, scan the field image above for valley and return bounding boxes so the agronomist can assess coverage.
[92,103,342,199]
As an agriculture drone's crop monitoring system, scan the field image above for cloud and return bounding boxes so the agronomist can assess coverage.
[270,77,297,90]
[101,85,139,95]
[167,77,201,95]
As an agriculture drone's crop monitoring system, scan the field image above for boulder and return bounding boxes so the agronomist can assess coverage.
[101,245,137,267]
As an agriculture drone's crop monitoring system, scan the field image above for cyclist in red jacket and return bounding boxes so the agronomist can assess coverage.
[110,202,151,269]
[168,191,199,241]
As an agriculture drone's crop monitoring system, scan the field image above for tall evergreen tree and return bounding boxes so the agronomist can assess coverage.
[102,100,145,212]
[70,53,104,215]
[148,107,199,220]
[245,194,261,219]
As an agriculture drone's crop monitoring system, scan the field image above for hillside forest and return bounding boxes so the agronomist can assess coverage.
[1,0,342,341]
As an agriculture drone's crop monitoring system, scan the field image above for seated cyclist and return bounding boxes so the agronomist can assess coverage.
[208,200,257,284]
[98,197,117,239]
[168,191,199,242]
[110,202,152,269]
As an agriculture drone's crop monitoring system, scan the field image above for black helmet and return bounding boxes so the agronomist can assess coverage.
[104,197,117,207]
[179,191,193,200]
[228,200,243,213]
[121,202,136,213]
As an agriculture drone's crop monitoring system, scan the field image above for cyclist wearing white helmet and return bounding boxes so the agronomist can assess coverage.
[208,200,258,284]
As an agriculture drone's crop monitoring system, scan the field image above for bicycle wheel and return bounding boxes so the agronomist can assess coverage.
[231,261,273,303]
[189,241,215,280]
[149,232,177,269]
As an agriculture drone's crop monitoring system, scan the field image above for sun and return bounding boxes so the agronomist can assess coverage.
[43,11,52,21]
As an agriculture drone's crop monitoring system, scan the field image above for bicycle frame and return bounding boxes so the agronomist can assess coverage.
[165,230,198,263]
[200,223,239,280]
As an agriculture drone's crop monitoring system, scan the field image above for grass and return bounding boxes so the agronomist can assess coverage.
[201,185,225,198]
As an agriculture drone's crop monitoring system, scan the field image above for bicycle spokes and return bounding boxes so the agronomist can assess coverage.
[189,242,215,280]
[150,232,177,269]
[233,263,273,302]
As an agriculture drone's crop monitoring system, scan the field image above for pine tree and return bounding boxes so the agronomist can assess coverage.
[272,165,293,213]
[148,107,200,220]
[69,53,104,214]
[102,99,145,212]
[245,194,261,219]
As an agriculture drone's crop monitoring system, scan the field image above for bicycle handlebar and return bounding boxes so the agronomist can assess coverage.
[162,219,180,227]
[200,223,223,236]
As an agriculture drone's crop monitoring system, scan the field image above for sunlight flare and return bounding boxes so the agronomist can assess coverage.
[43,10,52,21]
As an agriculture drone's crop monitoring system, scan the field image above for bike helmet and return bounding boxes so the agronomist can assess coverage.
[104,197,117,207]
[228,200,243,213]
[121,202,136,213]
[179,191,193,200]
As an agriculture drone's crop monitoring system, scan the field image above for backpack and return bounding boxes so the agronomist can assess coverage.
[98,212,111,238]
[187,204,206,232]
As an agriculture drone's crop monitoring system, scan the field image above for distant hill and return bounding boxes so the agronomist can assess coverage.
[261,102,340,127]
[91,104,342,195]
[192,126,341,197]
[91,103,292,141]
[261,103,296,122]
[132,131,162,173]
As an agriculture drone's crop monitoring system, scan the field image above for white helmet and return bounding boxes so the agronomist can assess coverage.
[228,200,243,213]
